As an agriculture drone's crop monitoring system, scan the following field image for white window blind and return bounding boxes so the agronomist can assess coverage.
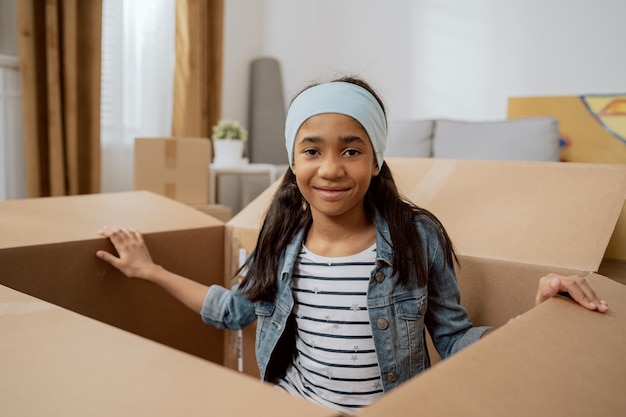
[100,0,175,192]
[0,55,25,200]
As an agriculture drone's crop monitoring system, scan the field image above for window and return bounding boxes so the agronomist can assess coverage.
[100,0,175,192]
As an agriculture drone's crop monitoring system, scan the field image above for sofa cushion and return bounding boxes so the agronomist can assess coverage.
[385,120,434,158]
[433,117,560,161]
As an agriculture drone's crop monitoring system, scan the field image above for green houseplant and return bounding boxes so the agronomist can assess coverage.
[211,119,248,166]
[212,119,248,141]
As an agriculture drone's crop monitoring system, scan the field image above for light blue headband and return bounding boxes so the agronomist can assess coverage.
[284,81,387,169]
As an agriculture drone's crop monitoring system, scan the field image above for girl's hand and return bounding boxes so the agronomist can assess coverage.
[96,226,156,280]
[535,273,608,313]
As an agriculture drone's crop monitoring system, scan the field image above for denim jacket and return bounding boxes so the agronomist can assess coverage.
[201,212,491,393]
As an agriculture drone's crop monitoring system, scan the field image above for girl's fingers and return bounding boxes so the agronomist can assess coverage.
[535,275,560,305]
[536,274,608,313]
[102,227,139,250]
[129,229,145,245]
[98,226,146,257]
[560,276,604,311]
[97,226,150,279]
[96,249,120,267]
[570,277,608,312]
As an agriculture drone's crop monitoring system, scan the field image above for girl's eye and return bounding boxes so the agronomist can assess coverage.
[344,148,361,157]
[303,148,319,156]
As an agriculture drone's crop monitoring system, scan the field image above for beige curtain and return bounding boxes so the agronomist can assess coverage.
[173,0,224,138]
[17,0,102,197]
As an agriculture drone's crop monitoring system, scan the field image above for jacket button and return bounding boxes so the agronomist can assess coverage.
[386,371,398,382]
[376,318,389,330]
[374,271,385,283]
[419,304,426,315]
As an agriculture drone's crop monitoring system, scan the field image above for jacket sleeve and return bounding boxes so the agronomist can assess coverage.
[200,284,258,330]
[419,217,491,358]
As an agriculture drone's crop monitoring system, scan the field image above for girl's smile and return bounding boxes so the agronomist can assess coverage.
[312,185,350,201]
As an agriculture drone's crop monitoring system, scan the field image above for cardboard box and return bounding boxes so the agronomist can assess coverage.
[222,158,626,415]
[191,203,233,222]
[134,137,212,205]
[0,191,224,363]
[0,284,335,417]
[3,159,626,416]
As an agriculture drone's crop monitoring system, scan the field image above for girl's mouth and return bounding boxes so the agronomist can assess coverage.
[313,186,350,201]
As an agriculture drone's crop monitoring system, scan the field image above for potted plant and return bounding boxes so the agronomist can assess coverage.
[211,119,248,166]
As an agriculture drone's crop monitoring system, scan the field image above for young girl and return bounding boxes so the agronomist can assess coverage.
[97,76,608,414]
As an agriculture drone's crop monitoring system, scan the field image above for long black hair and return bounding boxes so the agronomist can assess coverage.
[239,76,456,302]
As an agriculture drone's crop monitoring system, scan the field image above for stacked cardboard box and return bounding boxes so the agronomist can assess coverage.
[134,137,235,222]
[191,203,233,222]
[134,137,212,205]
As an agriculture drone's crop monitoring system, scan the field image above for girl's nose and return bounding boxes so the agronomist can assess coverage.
[318,155,344,178]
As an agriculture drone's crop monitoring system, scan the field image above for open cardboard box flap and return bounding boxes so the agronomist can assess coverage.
[0,190,223,249]
[386,158,626,273]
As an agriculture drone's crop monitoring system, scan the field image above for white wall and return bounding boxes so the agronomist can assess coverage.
[3,1,624,203]
[221,0,265,122]
[223,0,626,125]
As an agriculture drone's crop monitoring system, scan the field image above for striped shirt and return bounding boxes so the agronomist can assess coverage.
[275,243,383,414]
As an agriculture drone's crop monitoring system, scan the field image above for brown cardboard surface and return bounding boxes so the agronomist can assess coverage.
[134,137,211,205]
[604,204,626,261]
[191,203,233,222]
[598,260,626,285]
[0,191,225,363]
[0,284,335,417]
[425,255,582,365]
[387,158,626,272]
[358,273,626,417]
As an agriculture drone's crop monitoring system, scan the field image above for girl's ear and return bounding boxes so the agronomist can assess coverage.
[373,163,380,176]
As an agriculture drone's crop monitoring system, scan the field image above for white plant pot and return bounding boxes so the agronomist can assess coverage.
[213,139,245,167]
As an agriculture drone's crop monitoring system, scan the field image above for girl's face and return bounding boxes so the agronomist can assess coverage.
[292,113,379,221]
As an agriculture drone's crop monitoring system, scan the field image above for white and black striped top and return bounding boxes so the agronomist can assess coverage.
[275,243,383,414]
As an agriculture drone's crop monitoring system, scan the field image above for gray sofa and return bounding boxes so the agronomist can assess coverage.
[385,117,560,161]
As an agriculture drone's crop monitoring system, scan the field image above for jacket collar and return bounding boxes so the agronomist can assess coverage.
[374,211,393,267]
[280,227,306,280]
